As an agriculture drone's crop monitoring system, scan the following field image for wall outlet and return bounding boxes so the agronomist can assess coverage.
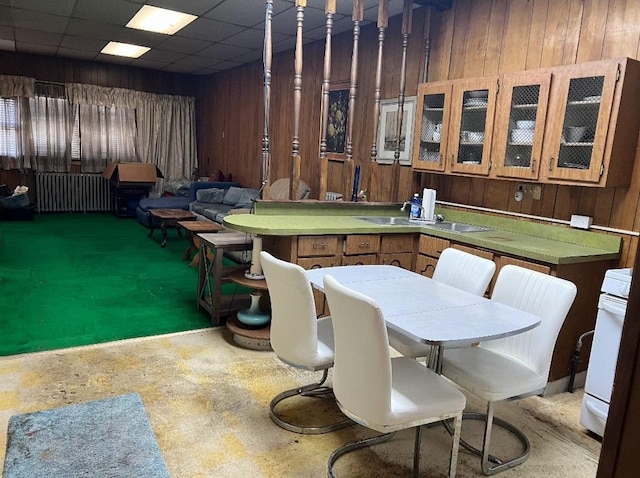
[570,214,593,229]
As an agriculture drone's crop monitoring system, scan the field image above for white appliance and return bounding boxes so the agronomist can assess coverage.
[580,268,632,437]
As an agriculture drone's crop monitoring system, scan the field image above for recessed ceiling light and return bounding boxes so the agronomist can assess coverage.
[126,5,197,35]
[101,42,150,58]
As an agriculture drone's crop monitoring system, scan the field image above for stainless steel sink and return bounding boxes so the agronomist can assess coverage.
[424,221,492,233]
[355,216,417,226]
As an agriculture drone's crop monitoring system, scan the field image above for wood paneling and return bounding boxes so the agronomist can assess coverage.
[184,1,640,269]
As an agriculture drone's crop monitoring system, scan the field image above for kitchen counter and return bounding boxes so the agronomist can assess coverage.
[223,201,621,266]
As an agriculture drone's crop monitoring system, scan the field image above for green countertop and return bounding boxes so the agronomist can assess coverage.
[223,201,621,266]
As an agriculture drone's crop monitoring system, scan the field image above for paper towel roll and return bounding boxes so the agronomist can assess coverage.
[422,188,436,221]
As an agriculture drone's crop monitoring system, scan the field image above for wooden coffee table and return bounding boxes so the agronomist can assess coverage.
[177,220,223,266]
[148,209,196,247]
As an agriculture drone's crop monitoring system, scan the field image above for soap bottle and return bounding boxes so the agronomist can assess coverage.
[410,193,421,219]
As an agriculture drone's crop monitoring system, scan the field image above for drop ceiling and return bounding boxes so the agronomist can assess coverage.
[0,0,417,76]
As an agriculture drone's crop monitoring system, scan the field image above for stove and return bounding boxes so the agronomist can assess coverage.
[580,268,633,437]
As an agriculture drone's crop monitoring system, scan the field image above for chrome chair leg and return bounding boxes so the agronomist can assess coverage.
[449,401,529,475]
[270,369,352,435]
[327,432,396,478]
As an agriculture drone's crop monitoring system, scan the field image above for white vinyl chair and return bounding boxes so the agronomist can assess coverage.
[323,275,466,478]
[441,265,577,475]
[259,251,350,434]
[389,248,496,359]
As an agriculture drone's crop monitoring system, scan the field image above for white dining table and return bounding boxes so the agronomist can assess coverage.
[306,264,541,349]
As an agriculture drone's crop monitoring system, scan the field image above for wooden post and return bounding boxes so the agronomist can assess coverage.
[291,0,306,200]
[343,0,364,200]
[368,0,389,202]
[318,0,336,201]
[391,0,413,202]
[261,0,274,199]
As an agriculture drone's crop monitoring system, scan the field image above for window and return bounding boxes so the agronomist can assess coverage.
[0,97,18,157]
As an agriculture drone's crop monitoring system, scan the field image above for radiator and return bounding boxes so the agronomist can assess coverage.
[35,173,111,213]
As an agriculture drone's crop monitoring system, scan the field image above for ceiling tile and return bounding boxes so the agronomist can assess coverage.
[11,0,76,16]
[178,17,244,43]
[233,48,262,65]
[12,9,69,34]
[0,7,12,27]
[14,28,62,46]
[112,28,167,49]
[222,27,288,50]
[16,41,58,55]
[203,0,291,28]
[148,0,225,16]
[0,38,15,51]
[197,42,251,61]
[59,35,107,52]
[128,57,170,71]
[57,46,98,61]
[70,0,141,25]
[162,62,200,74]
[154,35,212,55]
[0,25,12,39]
[64,19,124,41]
[141,48,187,63]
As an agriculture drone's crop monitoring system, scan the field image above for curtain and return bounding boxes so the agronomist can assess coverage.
[135,94,197,191]
[77,104,137,173]
[68,83,197,186]
[30,83,72,172]
[0,75,35,171]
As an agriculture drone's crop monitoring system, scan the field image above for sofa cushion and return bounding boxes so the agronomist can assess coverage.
[222,186,246,206]
[196,187,226,204]
[234,188,260,209]
[137,196,191,212]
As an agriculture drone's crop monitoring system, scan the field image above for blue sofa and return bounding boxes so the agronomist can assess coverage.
[135,181,240,228]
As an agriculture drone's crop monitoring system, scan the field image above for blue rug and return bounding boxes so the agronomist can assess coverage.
[3,393,169,478]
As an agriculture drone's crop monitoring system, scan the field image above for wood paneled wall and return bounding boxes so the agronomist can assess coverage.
[199,0,640,269]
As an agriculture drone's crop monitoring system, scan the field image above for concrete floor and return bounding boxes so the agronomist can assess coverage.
[0,328,602,477]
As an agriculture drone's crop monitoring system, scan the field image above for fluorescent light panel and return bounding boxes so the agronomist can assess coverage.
[101,42,150,58]
[126,5,197,35]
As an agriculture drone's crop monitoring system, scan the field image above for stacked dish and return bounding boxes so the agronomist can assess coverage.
[511,129,534,144]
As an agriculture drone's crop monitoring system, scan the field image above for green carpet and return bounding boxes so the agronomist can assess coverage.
[0,213,239,356]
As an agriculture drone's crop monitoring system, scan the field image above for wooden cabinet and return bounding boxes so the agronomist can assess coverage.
[379,234,416,269]
[412,77,499,176]
[542,58,640,186]
[415,235,450,278]
[492,71,551,180]
[413,58,640,187]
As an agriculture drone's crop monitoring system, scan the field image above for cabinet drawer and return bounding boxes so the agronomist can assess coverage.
[297,256,340,270]
[418,235,450,258]
[495,255,551,275]
[298,235,340,257]
[342,254,378,266]
[380,252,413,269]
[344,234,380,255]
[416,254,438,278]
[380,234,416,254]
[452,243,495,261]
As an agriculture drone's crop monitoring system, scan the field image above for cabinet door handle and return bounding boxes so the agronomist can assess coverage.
[549,157,554,171]
[312,243,326,249]
[531,158,537,173]
[450,154,454,167]
[358,242,370,248]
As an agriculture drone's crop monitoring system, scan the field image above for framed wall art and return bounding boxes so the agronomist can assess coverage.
[324,81,350,161]
[376,96,416,165]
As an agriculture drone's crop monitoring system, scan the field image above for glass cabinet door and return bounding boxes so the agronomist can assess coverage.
[412,82,451,172]
[546,62,618,183]
[448,77,498,176]
[493,72,551,180]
